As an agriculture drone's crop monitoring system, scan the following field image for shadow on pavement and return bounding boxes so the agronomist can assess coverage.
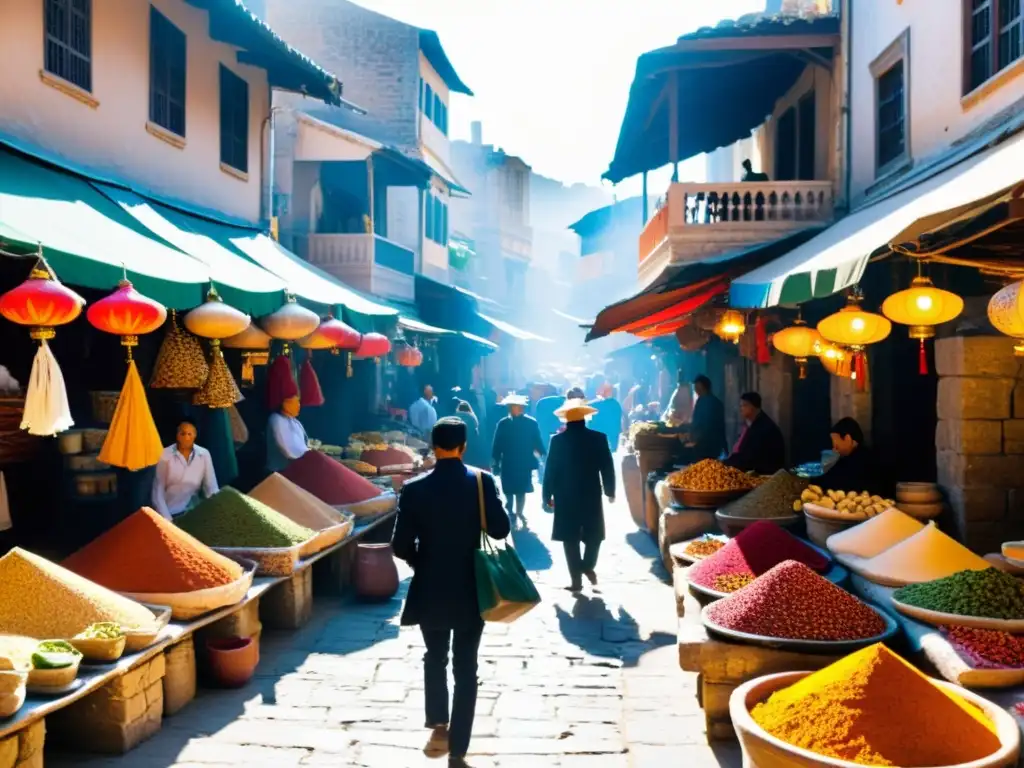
[510,524,553,571]
[554,595,674,667]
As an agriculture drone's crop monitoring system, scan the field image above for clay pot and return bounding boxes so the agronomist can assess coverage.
[205,636,257,688]
[355,543,399,600]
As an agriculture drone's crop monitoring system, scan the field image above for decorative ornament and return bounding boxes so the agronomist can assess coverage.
[260,294,319,341]
[817,293,891,391]
[184,286,250,340]
[298,315,362,377]
[299,351,325,407]
[816,340,852,378]
[223,323,272,386]
[395,342,424,368]
[754,316,771,364]
[87,276,167,356]
[713,310,745,344]
[882,274,963,374]
[674,324,709,352]
[192,342,243,408]
[150,310,208,389]
[987,280,1024,357]
[772,314,824,379]
[354,332,391,362]
[0,259,84,435]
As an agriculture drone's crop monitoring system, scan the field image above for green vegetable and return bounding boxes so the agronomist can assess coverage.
[894,568,1024,620]
[76,622,123,640]
[32,640,81,670]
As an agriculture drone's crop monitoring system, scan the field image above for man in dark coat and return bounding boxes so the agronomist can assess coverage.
[533,393,562,453]
[491,394,545,527]
[686,375,727,460]
[392,417,510,765]
[542,399,616,592]
[724,392,786,475]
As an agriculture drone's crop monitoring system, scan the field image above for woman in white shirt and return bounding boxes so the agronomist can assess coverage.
[152,421,219,521]
[266,395,309,473]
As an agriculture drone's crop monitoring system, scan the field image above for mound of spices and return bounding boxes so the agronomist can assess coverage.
[248,473,345,531]
[689,520,829,593]
[719,470,808,519]
[282,450,383,505]
[751,644,1000,765]
[825,507,923,559]
[861,522,989,584]
[63,507,243,592]
[894,568,1024,619]
[177,488,315,549]
[667,459,758,492]
[707,561,886,641]
[944,626,1024,669]
[0,548,157,638]
[683,535,725,559]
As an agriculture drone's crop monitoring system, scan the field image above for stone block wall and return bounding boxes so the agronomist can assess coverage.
[934,335,1024,553]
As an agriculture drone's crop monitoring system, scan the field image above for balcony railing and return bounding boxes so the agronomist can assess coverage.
[306,233,414,276]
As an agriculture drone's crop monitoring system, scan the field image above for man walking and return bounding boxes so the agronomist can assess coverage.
[409,384,438,436]
[542,398,615,592]
[392,417,510,766]
[491,393,545,527]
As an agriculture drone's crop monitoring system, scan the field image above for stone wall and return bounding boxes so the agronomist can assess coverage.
[935,335,1024,554]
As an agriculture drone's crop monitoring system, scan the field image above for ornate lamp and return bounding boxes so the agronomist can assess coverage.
[988,280,1024,356]
[354,332,391,363]
[86,277,167,358]
[223,324,271,387]
[817,293,891,391]
[816,340,853,378]
[771,315,823,379]
[260,294,319,346]
[713,310,746,344]
[882,275,963,373]
[185,288,249,409]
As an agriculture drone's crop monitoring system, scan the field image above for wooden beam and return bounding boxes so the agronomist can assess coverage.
[669,71,679,165]
[673,33,840,53]
[643,82,669,131]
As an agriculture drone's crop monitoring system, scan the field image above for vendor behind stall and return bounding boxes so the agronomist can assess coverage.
[684,375,727,461]
[724,392,785,475]
[267,394,309,473]
[814,417,890,496]
[152,421,218,521]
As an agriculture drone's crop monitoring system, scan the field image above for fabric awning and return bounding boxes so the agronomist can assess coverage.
[730,129,1024,308]
[478,313,552,343]
[421,149,471,197]
[398,314,497,350]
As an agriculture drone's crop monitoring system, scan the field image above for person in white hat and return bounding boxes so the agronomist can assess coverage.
[542,399,615,592]
[491,393,545,526]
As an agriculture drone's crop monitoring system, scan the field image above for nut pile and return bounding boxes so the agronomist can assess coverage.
[720,470,807,519]
[943,626,1024,669]
[628,421,659,444]
[798,486,895,516]
[683,535,726,559]
[894,568,1024,620]
[707,560,887,641]
[668,459,759,492]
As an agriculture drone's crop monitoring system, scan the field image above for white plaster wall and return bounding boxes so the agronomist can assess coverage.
[849,1,1024,203]
[0,0,270,222]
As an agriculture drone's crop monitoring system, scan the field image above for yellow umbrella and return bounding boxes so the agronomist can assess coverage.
[98,360,163,471]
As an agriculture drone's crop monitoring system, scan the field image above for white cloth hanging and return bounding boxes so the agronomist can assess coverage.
[0,473,11,532]
[20,340,73,436]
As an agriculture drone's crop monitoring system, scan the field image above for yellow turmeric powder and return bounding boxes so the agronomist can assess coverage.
[751,644,999,765]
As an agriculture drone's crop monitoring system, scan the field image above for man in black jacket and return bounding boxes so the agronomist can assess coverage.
[686,375,727,460]
[542,399,616,592]
[724,392,786,475]
[392,418,511,765]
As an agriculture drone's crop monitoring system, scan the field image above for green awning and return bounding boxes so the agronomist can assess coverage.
[94,184,287,316]
[0,149,208,308]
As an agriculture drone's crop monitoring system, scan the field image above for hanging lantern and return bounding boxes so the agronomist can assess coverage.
[354,332,391,362]
[674,324,709,352]
[150,310,209,389]
[987,280,1024,356]
[223,323,271,387]
[882,276,963,374]
[298,315,362,377]
[714,310,746,344]
[817,294,891,391]
[260,294,319,341]
[395,343,424,368]
[192,342,243,408]
[86,278,167,356]
[772,316,823,380]
[816,340,853,378]
[184,286,250,340]
[0,260,85,435]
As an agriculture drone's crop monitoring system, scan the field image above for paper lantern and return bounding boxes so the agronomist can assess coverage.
[714,310,745,344]
[223,324,272,350]
[260,294,319,341]
[395,343,423,368]
[772,318,823,379]
[818,295,890,390]
[184,287,250,340]
[882,276,963,374]
[816,341,852,378]
[988,280,1024,356]
[87,279,167,353]
[355,332,391,362]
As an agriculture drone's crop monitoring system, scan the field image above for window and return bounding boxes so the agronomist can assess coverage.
[965,0,1023,93]
[870,29,911,176]
[440,201,448,244]
[149,7,186,137]
[425,194,434,241]
[44,0,92,91]
[797,91,816,181]
[774,107,797,181]
[219,65,249,173]
[424,194,448,244]
[423,82,434,121]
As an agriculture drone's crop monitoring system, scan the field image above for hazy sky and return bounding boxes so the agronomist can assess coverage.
[351,0,766,197]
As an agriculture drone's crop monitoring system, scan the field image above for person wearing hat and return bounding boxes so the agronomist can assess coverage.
[491,393,545,526]
[542,399,615,592]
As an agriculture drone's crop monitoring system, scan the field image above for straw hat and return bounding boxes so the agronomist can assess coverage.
[555,398,598,422]
[499,393,529,406]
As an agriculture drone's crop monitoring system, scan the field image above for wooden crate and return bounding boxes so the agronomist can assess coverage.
[261,566,313,630]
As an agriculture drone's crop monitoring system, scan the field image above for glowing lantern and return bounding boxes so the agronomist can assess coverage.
[816,340,852,378]
[355,332,391,362]
[86,278,167,354]
[714,310,745,344]
[184,287,250,340]
[817,294,891,391]
[882,276,963,373]
[987,280,1024,356]
[772,317,823,379]
[395,343,424,368]
[260,294,319,341]
[0,260,85,435]
[297,315,362,377]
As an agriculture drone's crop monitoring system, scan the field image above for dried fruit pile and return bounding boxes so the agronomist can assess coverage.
[720,470,807,518]
[667,459,759,492]
[707,560,886,641]
[894,568,1024,620]
[688,520,829,593]
[683,535,725,559]
[798,486,896,516]
[944,626,1024,669]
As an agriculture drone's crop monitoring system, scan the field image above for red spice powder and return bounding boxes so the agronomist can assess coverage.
[282,450,382,505]
[690,520,829,591]
[707,560,886,641]
[944,626,1024,669]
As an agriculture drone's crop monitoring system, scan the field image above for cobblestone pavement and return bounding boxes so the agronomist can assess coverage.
[51,472,742,767]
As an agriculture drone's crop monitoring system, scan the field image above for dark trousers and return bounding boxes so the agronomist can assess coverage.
[562,539,601,584]
[421,620,485,757]
[504,493,525,519]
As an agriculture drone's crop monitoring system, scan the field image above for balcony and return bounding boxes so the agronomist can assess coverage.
[305,233,415,302]
[637,180,835,287]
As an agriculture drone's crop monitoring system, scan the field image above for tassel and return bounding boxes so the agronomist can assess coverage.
[299,353,325,407]
[755,317,771,364]
[919,339,928,375]
[98,360,163,470]
[266,353,298,411]
[193,343,243,408]
[854,352,867,392]
[21,339,73,436]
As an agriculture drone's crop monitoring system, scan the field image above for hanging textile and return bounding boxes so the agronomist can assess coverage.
[228,405,249,446]
[21,341,73,436]
[299,354,325,407]
[266,353,298,411]
[98,360,163,471]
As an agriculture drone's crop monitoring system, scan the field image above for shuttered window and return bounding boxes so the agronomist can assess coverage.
[219,65,249,173]
[149,7,187,137]
[44,0,92,92]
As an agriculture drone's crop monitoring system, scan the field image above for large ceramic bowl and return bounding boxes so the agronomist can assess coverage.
[730,671,1020,768]
[671,487,749,509]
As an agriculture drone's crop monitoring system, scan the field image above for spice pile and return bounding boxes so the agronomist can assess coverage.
[751,644,1000,765]
[707,561,886,641]
[282,450,383,505]
[667,459,759,492]
[63,507,244,592]
[719,470,807,519]
[249,473,345,530]
[0,548,157,638]
[861,522,990,584]
[177,488,315,549]
[683,535,725,559]
[826,507,924,559]
[688,520,829,593]
[944,626,1024,669]
[893,568,1024,619]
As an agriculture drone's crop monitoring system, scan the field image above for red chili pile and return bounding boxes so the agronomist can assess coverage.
[282,450,382,505]
[944,626,1024,669]
[689,520,829,592]
[706,560,887,641]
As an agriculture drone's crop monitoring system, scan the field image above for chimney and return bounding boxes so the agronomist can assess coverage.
[471,121,483,146]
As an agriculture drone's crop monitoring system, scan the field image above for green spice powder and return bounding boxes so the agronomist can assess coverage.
[177,487,315,548]
[894,568,1024,620]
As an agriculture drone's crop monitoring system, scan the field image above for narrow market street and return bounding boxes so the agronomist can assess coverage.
[49,477,741,768]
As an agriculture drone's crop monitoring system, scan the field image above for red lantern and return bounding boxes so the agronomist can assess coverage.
[318,316,362,351]
[355,332,391,362]
[87,278,167,354]
[395,344,423,368]
[0,262,85,336]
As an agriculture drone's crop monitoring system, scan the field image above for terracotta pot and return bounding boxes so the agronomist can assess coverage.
[355,543,399,600]
[205,636,257,688]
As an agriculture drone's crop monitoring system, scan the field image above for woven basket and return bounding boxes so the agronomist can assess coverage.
[120,560,257,621]
[90,391,120,425]
[212,543,302,577]
[299,520,353,558]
